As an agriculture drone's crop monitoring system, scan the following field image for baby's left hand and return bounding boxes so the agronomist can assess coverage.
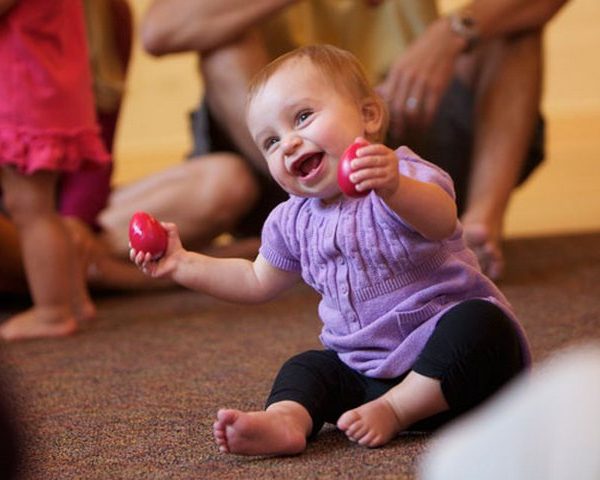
[348,140,399,199]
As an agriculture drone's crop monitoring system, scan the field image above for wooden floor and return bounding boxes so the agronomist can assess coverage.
[113,0,600,239]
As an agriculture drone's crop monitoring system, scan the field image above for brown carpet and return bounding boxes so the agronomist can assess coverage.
[1,231,599,479]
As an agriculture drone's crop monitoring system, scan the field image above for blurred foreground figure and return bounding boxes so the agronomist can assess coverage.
[419,343,600,480]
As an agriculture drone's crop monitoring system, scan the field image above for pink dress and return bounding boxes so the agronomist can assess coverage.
[0,0,110,174]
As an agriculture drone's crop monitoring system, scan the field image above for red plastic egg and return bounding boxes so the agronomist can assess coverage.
[128,211,168,259]
[337,142,368,197]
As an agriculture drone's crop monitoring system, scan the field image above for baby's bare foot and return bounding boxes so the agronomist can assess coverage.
[213,407,307,456]
[337,397,402,448]
[0,306,78,341]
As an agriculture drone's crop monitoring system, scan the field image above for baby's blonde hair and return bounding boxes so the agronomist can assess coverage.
[247,44,389,143]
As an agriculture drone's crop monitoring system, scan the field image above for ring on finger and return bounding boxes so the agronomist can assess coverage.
[405,96,419,111]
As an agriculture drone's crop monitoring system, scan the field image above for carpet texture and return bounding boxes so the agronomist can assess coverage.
[1,231,599,479]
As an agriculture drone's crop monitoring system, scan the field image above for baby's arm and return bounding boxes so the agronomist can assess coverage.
[349,141,457,241]
[131,223,301,303]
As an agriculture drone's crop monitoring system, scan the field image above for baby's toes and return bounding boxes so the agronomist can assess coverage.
[347,420,368,440]
[337,409,359,431]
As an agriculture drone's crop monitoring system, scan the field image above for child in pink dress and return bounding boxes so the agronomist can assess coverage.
[0,0,110,340]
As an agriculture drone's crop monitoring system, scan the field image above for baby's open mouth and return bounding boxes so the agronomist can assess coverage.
[292,153,324,177]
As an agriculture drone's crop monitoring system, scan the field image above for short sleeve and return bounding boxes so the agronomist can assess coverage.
[396,146,456,200]
[259,201,302,272]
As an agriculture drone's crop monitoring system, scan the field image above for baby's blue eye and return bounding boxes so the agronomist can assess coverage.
[263,137,279,151]
[296,110,312,125]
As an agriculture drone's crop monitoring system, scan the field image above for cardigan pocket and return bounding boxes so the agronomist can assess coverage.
[395,296,447,339]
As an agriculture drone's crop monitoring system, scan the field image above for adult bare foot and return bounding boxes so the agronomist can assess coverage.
[337,396,403,447]
[213,404,310,456]
[64,216,172,291]
[62,218,97,323]
[462,222,505,281]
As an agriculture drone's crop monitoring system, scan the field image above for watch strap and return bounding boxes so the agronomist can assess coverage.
[449,7,480,52]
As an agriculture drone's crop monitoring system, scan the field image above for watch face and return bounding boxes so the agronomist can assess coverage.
[449,10,479,52]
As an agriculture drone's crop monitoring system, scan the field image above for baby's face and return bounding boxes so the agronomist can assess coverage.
[247,57,367,201]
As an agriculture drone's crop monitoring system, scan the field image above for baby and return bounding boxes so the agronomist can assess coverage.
[132,44,529,456]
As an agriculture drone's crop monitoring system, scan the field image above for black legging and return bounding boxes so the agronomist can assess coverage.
[266,299,526,437]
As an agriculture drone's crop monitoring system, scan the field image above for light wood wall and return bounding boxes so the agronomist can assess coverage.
[113,0,600,238]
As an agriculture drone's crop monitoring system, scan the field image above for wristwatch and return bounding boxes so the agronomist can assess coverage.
[448,7,480,52]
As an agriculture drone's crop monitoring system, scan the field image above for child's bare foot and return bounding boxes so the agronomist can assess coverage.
[213,403,310,456]
[0,306,78,341]
[337,396,403,448]
[462,222,504,281]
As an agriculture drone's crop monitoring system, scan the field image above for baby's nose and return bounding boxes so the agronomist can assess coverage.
[282,134,302,156]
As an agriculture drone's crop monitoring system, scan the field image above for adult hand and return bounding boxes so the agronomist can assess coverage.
[377,17,465,139]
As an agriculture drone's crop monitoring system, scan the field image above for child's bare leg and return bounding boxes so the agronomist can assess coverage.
[0,169,80,341]
[337,371,449,447]
[213,400,312,456]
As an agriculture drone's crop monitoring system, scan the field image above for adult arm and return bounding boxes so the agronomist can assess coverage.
[0,214,26,293]
[380,0,569,136]
[141,0,296,56]
[463,0,568,41]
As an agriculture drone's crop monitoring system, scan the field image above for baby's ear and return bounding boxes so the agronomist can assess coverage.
[361,96,386,139]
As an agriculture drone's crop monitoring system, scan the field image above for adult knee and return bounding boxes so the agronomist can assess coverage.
[187,153,260,226]
[216,154,260,212]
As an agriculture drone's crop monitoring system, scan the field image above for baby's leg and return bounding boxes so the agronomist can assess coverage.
[0,169,80,340]
[213,400,312,456]
[337,371,448,447]
[338,300,526,447]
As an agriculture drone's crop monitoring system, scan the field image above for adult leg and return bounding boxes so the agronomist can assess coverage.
[337,300,526,447]
[98,152,259,258]
[460,31,543,280]
[188,30,287,240]
[0,213,26,293]
[200,28,270,174]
